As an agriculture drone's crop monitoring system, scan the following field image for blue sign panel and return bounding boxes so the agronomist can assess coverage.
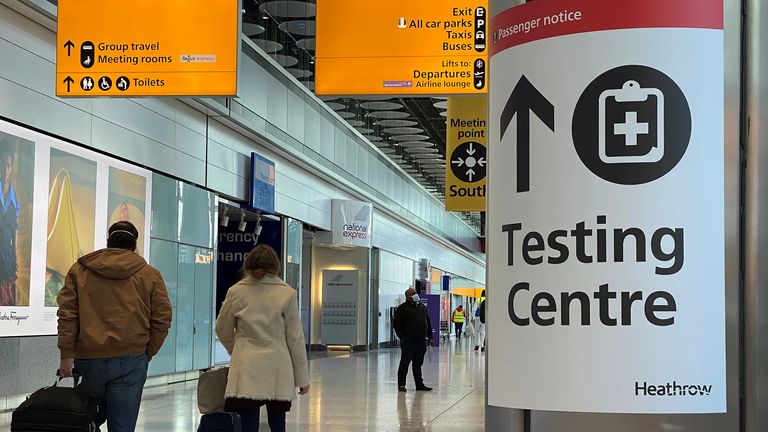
[442,275,450,291]
[250,152,275,213]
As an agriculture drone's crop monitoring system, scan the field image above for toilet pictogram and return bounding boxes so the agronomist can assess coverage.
[80,76,94,91]
[116,76,130,91]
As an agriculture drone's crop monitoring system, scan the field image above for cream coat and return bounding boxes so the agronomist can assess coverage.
[215,275,309,402]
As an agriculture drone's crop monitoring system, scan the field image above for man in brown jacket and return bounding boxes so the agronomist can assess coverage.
[57,221,172,432]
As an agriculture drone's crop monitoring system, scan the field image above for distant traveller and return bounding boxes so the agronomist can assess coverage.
[474,290,486,352]
[452,305,466,339]
[393,287,434,392]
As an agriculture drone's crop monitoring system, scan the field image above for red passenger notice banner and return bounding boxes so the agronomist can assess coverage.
[490,0,723,55]
[487,0,726,415]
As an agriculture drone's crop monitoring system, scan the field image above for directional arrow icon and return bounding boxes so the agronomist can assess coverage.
[64,40,75,56]
[63,76,74,92]
[500,75,555,193]
[450,141,487,183]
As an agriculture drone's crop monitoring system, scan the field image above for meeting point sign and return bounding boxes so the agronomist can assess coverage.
[486,0,725,414]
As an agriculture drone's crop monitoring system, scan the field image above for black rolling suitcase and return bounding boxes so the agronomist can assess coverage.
[197,413,241,432]
[11,371,101,432]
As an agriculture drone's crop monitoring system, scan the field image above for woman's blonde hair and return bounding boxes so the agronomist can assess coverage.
[242,244,282,280]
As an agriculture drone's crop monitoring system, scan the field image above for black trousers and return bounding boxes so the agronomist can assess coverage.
[454,322,463,338]
[398,337,427,387]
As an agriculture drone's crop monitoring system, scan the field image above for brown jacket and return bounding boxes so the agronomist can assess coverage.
[57,248,172,360]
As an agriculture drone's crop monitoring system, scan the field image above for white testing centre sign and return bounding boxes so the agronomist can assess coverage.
[487,0,725,414]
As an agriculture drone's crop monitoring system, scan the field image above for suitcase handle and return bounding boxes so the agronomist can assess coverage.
[55,369,83,387]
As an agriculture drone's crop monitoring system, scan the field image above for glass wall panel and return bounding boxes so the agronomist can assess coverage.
[192,247,214,370]
[147,238,179,376]
[150,174,178,242]
[175,244,196,372]
[178,182,216,248]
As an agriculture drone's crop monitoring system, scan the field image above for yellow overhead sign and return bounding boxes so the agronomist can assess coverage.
[446,96,487,211]
[452,288,484,298]
[56,0,239,97]
[316,0,488,95]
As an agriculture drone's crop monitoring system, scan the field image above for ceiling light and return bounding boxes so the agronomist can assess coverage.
[254,215,263,240]
[238,210,247,232]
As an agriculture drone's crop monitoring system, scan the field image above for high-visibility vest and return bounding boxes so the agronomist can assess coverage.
[453,309,465,323]
[475,297,485,317]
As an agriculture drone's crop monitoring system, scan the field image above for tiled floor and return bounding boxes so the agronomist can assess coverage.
[0,338,485,431]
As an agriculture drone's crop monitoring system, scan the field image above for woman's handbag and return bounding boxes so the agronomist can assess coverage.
[197,367,230,414]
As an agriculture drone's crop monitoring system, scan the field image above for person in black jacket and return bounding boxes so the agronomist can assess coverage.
[474,290,486,352]
[393,287,433,392]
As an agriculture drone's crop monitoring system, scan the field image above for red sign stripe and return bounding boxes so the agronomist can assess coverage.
[490,0,723,56]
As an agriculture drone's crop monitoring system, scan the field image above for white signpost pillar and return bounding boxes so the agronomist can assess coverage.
[488,0,725,414]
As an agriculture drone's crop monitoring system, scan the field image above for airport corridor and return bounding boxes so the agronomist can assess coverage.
[0,340,486,432]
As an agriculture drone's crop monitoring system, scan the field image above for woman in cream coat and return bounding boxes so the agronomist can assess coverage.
[216,245,309,432]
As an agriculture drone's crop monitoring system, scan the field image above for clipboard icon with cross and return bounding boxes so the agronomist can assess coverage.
[598,80,665,164]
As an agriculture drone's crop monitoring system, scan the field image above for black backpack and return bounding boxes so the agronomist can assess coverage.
[11,372,101,432]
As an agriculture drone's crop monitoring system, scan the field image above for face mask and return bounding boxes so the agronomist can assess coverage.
[411,294,420,302]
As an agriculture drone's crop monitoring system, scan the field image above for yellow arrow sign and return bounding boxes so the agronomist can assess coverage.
[446,95,488,211]
[316,0,488,96]
[56,0,239,97]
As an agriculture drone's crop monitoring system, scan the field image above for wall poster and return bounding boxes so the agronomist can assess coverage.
[0,131,35,308]
[0,119,152,337]
[45,149,97,307]
[108,167,148,256]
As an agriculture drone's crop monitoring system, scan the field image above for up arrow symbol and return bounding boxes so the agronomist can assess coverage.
[500,75,555,193]
[64,40,75,56]
[63,76,74,92]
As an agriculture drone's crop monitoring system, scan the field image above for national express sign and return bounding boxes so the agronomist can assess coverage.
[331,200,374,248]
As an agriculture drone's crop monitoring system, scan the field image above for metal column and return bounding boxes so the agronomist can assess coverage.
[743,0,768,430]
